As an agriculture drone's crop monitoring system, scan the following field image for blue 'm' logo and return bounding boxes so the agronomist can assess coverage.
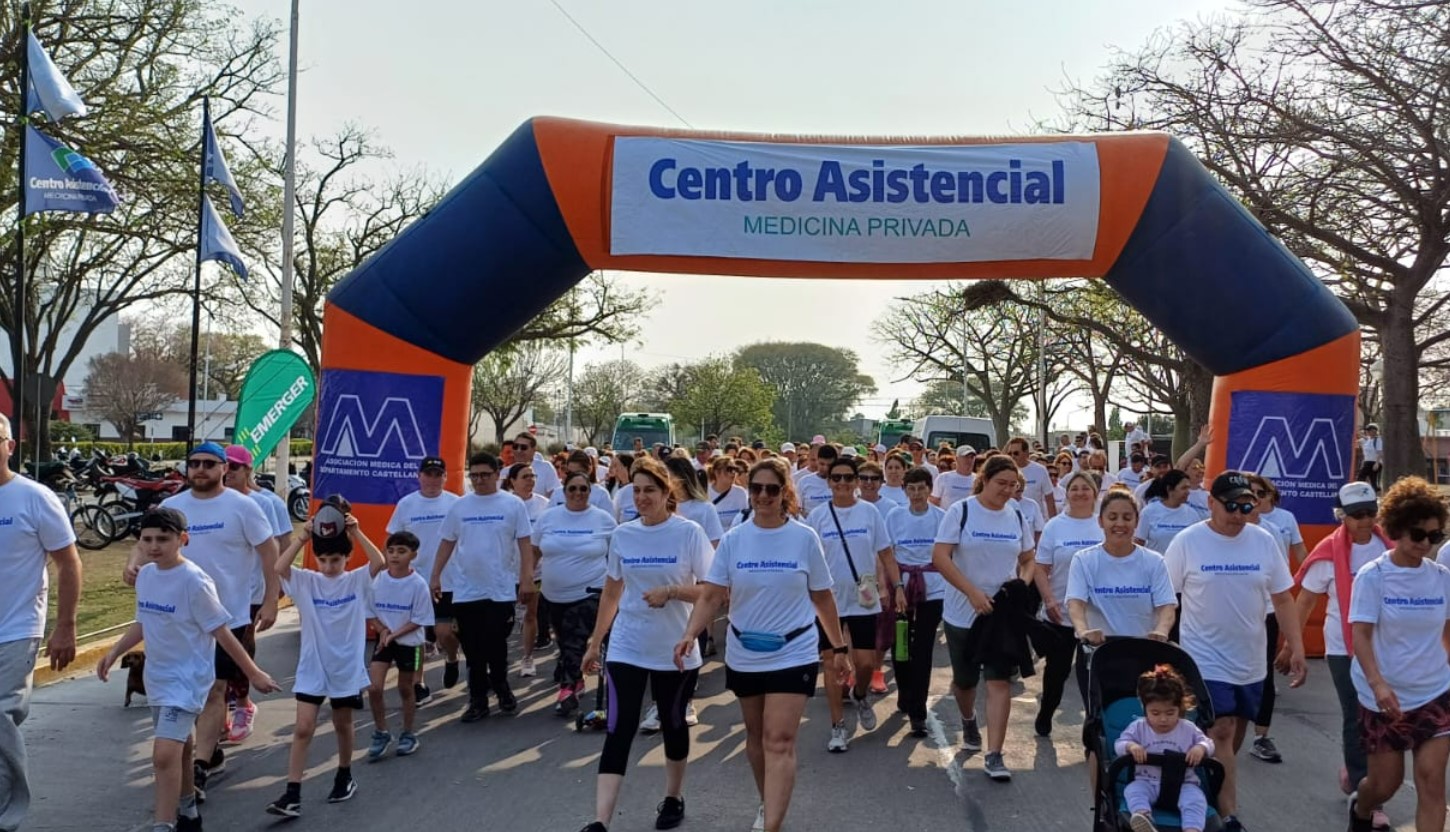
[1237,416,1345,481]
[1226,391,1354,526]
[318,394,427,460]
[313,369,445,505]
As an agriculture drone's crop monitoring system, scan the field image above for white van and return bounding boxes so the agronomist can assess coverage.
[915,415,998,453]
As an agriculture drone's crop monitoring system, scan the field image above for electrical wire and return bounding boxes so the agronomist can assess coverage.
[545,0,693,128]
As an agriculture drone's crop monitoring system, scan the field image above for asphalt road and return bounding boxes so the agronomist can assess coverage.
[21,607,1438,831]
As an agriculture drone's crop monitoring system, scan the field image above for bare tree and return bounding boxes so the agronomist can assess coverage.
[573,360,647,446]
[128,317,268,400]
[469,343,568,447]
[82,351,187,447]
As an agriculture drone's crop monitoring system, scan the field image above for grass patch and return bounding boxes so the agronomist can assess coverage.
[47,542,137,643]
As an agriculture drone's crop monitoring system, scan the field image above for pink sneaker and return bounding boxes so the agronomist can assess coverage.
[227,702,256,743]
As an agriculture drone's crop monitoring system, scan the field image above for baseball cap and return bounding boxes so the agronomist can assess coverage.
[1337,481,1378,515]
[780,442,796,453]
[418,456,446,473]
[188,441,227,461]
[955,445,978,457]
[1210,471,1254,502]
[311,495,354,557]
[224,445,253,467]
[584,447,599,458]
[1150,454,1171,467]
[873,443,887,453]
[1365,423,1379,431]
[811,434,826,445]
[841,446,859,459]
[751,440,766,450]
[695,441,710,451]
[139,506,188,534]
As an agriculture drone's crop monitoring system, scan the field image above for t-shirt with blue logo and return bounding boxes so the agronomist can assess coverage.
[1065,543,1176,638]
[935,496,1034,629]
[161,488,276,629]
[439,491,533,603]
[534,505,616,603]
[135,559,232,712]
[1035,514,1104,618]
[0,475,75,643]
[806,499,891,618]
[887,503,947,601]
[1349,554,1450,712]
[1135,501,1207,555]
[605,514,714,672]
[388,490,460,591]
[283,566,373,697]
[369,569,434,647]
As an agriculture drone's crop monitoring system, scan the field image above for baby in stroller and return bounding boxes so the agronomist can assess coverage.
[1115,664,1215,832]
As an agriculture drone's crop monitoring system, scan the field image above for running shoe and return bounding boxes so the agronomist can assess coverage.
[414,683,433,706]
[266,790,301,818]
[1250,736,1282,763]
[461,700,490,723]
[227,702,256,743]
[1371,809,1390,830]
[853,690,877,731]
[577,824,607,832]
[555,684,581,717]
[205,747,225,775]
[684,703,699,727]
[869,668,888,695]
[534,633,552,650]
[909,717,928,737]
[496,686,518,714]
[654,795,685,830]
[192,763,208,804]
[1034,710,1052,738]
[1222,816,1245,832]
[640,703,661,733]
[1128,810,1159,832]
[326,772,356,803]
[443,661,460,689]
[366,730,392,761]
[397,731,420,757]
[520,656,537,677]
[752,804,766,832]
[983,752,1011,782]
[827,721,849,753]
[961,718,982,752]
[176,813,202,832]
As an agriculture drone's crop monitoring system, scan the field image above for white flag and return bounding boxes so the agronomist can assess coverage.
[26,31,87,121]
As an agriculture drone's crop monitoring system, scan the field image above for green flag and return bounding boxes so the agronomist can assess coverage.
[233,350,315,461]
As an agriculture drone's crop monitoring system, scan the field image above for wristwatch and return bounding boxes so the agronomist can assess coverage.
[832,645,849,655]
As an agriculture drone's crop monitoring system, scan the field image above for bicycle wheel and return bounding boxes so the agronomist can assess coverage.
[70,505,116,551]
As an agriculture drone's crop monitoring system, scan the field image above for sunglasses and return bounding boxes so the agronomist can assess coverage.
[857,475,882,483]
[187,459,220,469]
[564,485,590,494]
[1219,499,1256,515]
[829,474,857,483]
[748,482,782,496]
[226,461,246,471]
[1345,509,1375,520]
[1407,527,1447,545]
[512,443,532,451]
[468,470,497,479]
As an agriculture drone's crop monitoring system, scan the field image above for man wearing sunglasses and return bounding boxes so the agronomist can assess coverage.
[126,442,279,797]
[512,433,559,499]
[1163,471,1307,832]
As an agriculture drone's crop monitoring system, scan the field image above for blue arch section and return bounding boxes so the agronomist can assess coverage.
[1104,139,1357,376]
[328,121,589,364]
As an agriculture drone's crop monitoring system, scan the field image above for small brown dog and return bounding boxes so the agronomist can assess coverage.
[120,651,146,707]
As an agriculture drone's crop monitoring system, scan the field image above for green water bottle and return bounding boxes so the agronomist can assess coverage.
[893,613,910,663]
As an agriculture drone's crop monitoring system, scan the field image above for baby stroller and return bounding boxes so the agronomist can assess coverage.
[1084,638,1227,832]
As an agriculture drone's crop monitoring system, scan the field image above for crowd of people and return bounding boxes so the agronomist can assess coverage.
[1,413,1448,832]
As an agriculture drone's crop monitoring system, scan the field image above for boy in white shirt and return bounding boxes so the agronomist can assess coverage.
[266,498,385,818]
[365,530,435,760]
[97,508,279,832]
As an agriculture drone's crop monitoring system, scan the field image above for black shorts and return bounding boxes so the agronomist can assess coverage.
[371,641,422,672]
[295,692,364,710]
[213,625,253,683]
[432,591,454,624]
[726,662,819,698]
[816,614,879,652]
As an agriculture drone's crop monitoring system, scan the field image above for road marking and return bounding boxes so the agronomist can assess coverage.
[925,693,963,788]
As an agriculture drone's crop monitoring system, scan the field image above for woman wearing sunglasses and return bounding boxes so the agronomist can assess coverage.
[504,463,551,677]
[1345,476,1450,832]
[549,450,615,515]
[1283,482,1392,829]
[675,458,847,832]
[534,471,616,718]
[708,457,750,530]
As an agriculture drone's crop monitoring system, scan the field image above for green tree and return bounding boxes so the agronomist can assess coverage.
[735,342,875,439]
[670,358,774,440]
[572,359,648,446]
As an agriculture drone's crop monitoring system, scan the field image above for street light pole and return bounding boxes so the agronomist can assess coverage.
[272,0,299,490]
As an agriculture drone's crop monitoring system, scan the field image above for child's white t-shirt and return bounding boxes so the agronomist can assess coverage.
[136,560,232,712]
[369,570,434,647]
[284,567,373,697]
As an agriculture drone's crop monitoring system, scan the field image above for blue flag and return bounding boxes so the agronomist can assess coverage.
[23,125,119,215]
[26,31,87,121]
[203,114,244,218]
[199,195,247,279]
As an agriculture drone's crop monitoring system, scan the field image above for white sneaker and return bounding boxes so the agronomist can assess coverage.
[520,655,536,677]
[854,690,877,731]
[752,803,766,832]
[684,703,699,726]
[640,703,661,733]
[827,721,849,753]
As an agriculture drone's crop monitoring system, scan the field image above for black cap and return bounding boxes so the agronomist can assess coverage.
[1150,454,1171,467]
[750,440,765,449]
[419,456,446,473]
[1210,471,1254,502]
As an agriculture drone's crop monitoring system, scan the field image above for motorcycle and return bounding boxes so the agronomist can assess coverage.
[255,472,310,523]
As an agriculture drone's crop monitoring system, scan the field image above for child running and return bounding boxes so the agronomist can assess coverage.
[97,508,280,832]
[1115,664,1216,832]
[267,497,386,818]
[365,530,435,759]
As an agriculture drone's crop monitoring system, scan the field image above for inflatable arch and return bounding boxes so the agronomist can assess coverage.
[316,117,1359,556]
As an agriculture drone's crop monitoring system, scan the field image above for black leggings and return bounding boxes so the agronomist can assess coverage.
[453,599,515,703]
[892,599,943,722]
[1255,613,1279,728]
[600,661,698,776]
[1031,622,1084,720]
[547,594,599,686]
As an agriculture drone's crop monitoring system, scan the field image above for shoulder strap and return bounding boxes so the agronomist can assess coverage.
[958,498,970,533]
[828,502,862,582]
[712,489,729,505]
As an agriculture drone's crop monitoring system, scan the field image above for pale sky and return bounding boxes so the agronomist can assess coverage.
[231,0,1236,422]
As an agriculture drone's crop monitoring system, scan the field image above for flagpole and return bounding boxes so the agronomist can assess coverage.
[273,0,299,491]
[10,2,31,470]
[187,95,209,445]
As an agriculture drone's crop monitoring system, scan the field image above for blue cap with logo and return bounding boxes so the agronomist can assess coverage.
[188,441,227,461]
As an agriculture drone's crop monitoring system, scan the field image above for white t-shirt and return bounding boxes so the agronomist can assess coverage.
[931,470,976,508]
[161,488,275,628]
[677,499,724,544]
[530,454,560,497]
[1019,460,1053,517]
[1164,522,1293,685]
[1301,540,1382,656]
[369,570,434,647]
[546,483,614,515]
[535,505,616,603]
[246,488,291,605]
[708,485,750,530]
[879,484,908,508]
[707,519,833,672]
[605,515,714,671]
[1018,497,1046,537]
[613,484,639,523]
[1349,554,1450,711]
[135,560,232,712]
[284,567,373,697]
[1359,436,1382,463]
[1186,487,1210,512]
[806,500,891,617]
[1136,501,1207,555]
[1125,428,1150,449]
[1066,544,1176,637]
[887,503,947,601]
[1035,514,1104,611]
[438,491,533,603]
[1052,483,1067,511]
[935,497,1034,629]
[796,474,833,516]
[387,490,461,590]
[1258,507,1304,557]
[0,475,76,642]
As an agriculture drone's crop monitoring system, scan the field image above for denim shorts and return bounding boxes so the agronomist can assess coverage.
[152,705,199,743]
